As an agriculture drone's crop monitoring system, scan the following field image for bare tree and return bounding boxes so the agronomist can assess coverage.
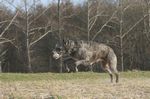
[57,0,63,73]
[56,0,76,72]
[24,0,55,72]
[114,0,148,71]
[4,0,55,72]
[91,0,118,41]
[87,0,103,42]
[0,11,19,46]
[0,3,19,72]
[143,0,150,42]
[118,0,124,71]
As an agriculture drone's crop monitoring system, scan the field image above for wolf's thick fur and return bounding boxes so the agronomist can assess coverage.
[53,39,119,83]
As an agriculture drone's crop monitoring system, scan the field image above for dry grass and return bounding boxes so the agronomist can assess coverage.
[0,72,150,99]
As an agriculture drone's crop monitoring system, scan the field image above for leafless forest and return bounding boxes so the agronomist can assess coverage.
[0,0,150,73]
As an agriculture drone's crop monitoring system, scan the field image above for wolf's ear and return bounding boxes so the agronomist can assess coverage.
[62,38,69,45]
[62,39,65,43]
[62,37,67,43]
[62,39,66,45]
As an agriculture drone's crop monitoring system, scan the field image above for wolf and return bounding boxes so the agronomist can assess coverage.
[52,39,119,83]
[52,45,76,72]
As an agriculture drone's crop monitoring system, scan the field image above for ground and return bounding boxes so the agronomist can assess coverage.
[0,71,150,99]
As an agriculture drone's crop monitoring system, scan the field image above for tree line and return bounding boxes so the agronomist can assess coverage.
[0,0,150,73]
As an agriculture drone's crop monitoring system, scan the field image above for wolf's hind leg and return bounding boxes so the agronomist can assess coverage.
[101,61,113,83]
[109,61,119,83]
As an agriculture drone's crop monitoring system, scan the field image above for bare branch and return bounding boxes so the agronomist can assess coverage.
[0,11,19,37]
[0,24,4,29]
[29,26,50,33]
[105,24,113,28]
[0,37,18,48]
[61,14,76,20]
[29,5,52,25]
[110,20,120,25]
[123,4,131,12]
[89,12,104,31]
[89,12,104,22]
[122,14,148,38]
[92,10,118,41]
[66,23,87,33]
[61,4,73,13]
[30,29,53,46]
[144,31,150,43]
[0,50,8,58]
[0,20,10,25]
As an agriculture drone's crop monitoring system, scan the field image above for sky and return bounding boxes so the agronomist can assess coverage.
[0,0,84,11]
[12,0,84,5]
[1,0,118,11]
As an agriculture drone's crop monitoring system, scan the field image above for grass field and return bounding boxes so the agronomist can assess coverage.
[0,71,150,99]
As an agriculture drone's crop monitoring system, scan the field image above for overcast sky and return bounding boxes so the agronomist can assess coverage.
[8,0,84,6]
[1,0,85,11]
[2,0,117,11]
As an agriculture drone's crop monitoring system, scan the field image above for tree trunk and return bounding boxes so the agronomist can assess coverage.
[58,0,63,73]
[120,37,124,71]
[148,1,150,33]
[25,0,32,72]
[87,0,90,42]
[0,61,2,73]
[120,0,124,71]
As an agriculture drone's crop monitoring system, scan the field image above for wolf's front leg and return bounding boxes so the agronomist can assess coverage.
[75,60,88,72]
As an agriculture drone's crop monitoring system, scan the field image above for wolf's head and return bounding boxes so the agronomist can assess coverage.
[52,44,63,59]
[52,39,78,59]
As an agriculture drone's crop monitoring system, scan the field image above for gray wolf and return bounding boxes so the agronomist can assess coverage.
[52,39,119,83]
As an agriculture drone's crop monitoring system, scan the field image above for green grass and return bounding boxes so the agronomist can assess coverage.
[121,71,150,78]
[0,72,103,82]
[1,71,150,99]
[0,71,150,82]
